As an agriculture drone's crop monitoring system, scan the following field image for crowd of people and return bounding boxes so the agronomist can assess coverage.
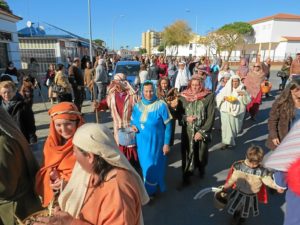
[1,53,300,225]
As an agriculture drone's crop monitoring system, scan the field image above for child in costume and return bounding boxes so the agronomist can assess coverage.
[223,145,283,225]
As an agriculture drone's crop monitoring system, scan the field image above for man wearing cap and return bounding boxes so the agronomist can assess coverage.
[197,65,212,91]
[68,58,85,112]
[290,53,300,79]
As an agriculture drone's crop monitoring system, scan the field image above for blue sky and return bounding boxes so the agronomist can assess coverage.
[6,0,300,50]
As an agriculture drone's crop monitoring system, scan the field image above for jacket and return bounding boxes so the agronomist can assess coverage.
[266,99,291,150]
[0,94,36,143]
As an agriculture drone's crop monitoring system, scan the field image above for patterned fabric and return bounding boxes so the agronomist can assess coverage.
[227,190,259,218]
[263,120,300,171]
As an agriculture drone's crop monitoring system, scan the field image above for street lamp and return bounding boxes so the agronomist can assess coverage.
[185,9,198,34]
[112,14,124,51]
[88,0,93,64]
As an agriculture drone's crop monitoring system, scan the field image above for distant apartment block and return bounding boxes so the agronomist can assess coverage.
[141,30,161,55]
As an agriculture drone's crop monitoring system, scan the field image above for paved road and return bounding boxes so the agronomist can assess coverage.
[31,70,285,225]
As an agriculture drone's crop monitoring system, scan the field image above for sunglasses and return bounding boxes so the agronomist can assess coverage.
[254,66,261,68]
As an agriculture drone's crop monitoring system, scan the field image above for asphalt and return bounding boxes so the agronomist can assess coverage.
[30,70,285,225]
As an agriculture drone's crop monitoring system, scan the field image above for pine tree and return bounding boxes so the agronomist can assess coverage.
[0,0,12,14]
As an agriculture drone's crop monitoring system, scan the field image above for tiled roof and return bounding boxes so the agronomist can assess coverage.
[281,36,300,42]
[249,13,300,25]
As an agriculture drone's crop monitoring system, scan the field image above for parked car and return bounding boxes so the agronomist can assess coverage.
[110,61,140,86]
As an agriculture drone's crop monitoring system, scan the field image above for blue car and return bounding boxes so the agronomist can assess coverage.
[112,61,140,85]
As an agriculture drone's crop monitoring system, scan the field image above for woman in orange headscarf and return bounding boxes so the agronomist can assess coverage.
[35,102,84,207]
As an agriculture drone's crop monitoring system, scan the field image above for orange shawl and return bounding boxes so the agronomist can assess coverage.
[35,102,84,207]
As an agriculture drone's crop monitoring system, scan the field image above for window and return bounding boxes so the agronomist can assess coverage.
[0,43,8,69]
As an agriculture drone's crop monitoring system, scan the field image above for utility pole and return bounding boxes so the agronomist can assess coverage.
[88,0,93,64]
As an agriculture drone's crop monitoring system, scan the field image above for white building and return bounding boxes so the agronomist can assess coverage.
[0,8,22,72]
[247,13,300,62]
[165,13,300,62]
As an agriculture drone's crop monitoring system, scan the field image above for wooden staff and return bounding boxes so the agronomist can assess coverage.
[92,83,99,123]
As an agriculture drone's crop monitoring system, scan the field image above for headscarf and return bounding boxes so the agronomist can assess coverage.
[35,102,84,207]
[236,57,249,80]
[59,123,149,222]
[243,66,265,97]
[107,73,136,95]
[0,107,39,186]
[141,80,158,105]
[216,74,247,116]
[181,76,211,102]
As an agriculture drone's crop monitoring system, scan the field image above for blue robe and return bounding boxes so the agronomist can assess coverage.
[131,99,172,195]
[274,171,300,225]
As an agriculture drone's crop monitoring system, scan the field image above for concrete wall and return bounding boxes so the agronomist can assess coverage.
[252,21,274,43]
[271,20,300,42]
[0,17,21,68]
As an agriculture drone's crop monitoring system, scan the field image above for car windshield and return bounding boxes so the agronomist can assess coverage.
[115,64,140,77]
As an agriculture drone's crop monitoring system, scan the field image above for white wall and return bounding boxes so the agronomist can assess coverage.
[271,20,300,42]
[0,18,21,68]
[285,42,300,56]
[252,21,274,43]
[274,42,287,61]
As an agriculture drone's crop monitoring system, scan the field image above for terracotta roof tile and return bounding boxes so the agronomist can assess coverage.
[249,13,300,25]
[281,36,300,42]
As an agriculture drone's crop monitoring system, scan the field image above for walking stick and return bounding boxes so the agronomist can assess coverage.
[92,84,99,123]
[37,85,48,111]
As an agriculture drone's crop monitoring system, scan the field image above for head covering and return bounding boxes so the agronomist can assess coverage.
[236,57,249,79]
[141,80,158,105]
[98,58,105,65]
[263,120,300,172]
[0,107,39,186]
[59,123,149,219]
[108,73,136,95]
[216,74,246,116]
[181,77,211,102]
[35,102,84,207]
[197,65,208,74]
[218,71,232,82]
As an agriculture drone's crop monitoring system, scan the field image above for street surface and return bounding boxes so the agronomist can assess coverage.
[31,70,285,225]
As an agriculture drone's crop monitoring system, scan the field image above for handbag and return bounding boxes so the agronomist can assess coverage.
[277,71,287,78]
[52,83,65,94]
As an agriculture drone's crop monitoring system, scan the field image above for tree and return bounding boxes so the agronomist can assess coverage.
[139,48,147,54]
[0,0,12,13]
[157,45,165,52]
[93,39,105,47]
[161,20,192,55]
[216,22,253,61]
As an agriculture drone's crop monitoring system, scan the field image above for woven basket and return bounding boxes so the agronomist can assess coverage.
[21,209,49,225]
[213,191,228,209]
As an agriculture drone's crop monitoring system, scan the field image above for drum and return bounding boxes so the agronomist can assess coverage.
[118,127,136,147]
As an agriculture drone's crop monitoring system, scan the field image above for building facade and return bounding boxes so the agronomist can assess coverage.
[141,30,161,55]
[0,8,22,72]
[18,24,104,77]
[163,13,300,62]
